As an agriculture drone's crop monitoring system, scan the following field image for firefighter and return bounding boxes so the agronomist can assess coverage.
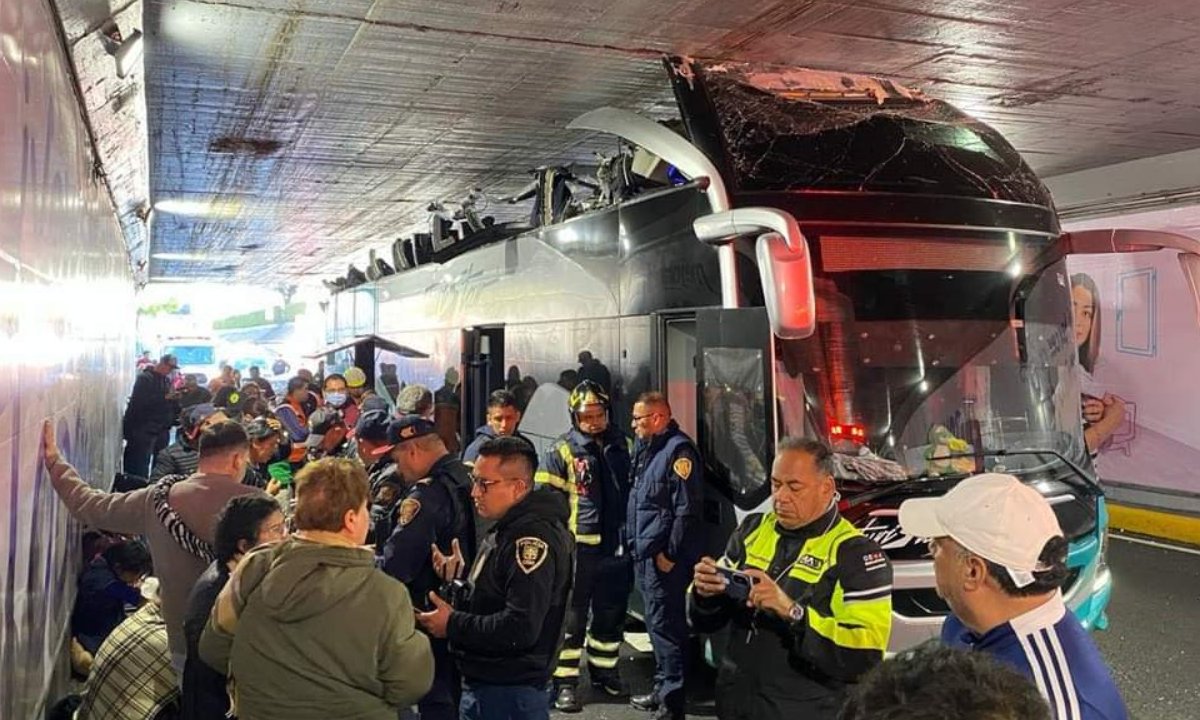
[536,381,633,712]
[626,392,704,720]
[689,437,893,720]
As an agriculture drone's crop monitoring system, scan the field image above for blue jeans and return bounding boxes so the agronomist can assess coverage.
[459,681,550,720]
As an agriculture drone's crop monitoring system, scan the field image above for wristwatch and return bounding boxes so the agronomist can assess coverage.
[788,602,805,622]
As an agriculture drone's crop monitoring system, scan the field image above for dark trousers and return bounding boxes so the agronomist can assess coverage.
[122,435,155,479]
[459,681,550,720]
[420,638,461,720]
[635,557,690,714]
[554,549,632,687]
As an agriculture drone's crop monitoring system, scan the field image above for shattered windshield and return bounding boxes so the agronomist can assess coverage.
[774,255,1092,486]
[695,63,1051,205]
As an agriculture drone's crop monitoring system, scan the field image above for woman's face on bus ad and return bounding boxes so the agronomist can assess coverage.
[1072,283,1095,348]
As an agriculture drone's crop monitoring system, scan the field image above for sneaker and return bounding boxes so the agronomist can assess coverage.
[554,685,582,714]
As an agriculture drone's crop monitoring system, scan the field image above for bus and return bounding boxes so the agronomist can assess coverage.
[324,58,1200,651]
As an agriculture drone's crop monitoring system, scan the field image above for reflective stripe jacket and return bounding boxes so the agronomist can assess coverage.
[535,426,631,552]
[626,421,703,563]
[688,505,893,720]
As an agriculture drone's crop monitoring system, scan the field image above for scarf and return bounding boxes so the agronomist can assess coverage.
[151,474,216,564]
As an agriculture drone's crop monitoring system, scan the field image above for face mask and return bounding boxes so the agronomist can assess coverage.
[325,392,347,407]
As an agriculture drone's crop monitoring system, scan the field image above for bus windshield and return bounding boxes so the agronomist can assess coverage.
[774,256,1092,487]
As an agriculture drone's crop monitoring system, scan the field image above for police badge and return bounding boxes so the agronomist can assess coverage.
[515,537,549,574]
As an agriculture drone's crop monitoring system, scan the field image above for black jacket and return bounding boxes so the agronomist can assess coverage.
[461,425,536,466]
[182,561,231,720]
[447,486,574,686]
[151,440,199,481]
[380,454,476,610]
[123,368,177,440]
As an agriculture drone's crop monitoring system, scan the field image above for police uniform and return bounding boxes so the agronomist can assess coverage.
[377,418,476,720]
[688,505,893,720]
[448,484,574,720]
[627,420,704,718]
[536,425,632,693]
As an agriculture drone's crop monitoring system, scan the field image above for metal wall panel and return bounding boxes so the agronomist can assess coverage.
[0,1,136,717]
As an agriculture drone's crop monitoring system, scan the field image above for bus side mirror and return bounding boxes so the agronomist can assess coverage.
[693,207,815,339]
[757,232,817,339]
[1061,229,1200,327]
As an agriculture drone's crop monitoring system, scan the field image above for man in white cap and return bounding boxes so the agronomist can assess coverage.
[898,473,1127,720]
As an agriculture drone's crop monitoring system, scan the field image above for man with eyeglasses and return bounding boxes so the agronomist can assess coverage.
[416,436,573,720]
[689,437,893,720]
[372,415,476,720]
[536,381,633,712]
[626,392,705,720]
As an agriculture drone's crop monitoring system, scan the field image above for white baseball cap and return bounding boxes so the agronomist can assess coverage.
[898,473,1063,588]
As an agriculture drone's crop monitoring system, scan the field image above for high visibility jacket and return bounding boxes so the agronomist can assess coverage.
[535,427,631,552]
[688,505,893,720]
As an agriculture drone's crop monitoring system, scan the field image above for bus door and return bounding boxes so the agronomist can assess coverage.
[695,306,775,554]
[460,326,505,445]
[653,312,699,439]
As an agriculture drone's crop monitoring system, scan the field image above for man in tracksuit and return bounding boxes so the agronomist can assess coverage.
[536,381,632,712]
[626,392,704,720]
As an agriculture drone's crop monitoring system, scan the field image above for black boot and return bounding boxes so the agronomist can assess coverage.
[590,670,625,697]
[554,685,583,713]
[630,693,660,712]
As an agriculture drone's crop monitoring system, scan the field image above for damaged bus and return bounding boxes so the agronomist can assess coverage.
[322,58,1200,650]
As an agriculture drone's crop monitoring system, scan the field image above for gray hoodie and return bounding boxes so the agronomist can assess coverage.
[199,536,433,720]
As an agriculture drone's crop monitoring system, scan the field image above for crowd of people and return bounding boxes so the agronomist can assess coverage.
[44,354,1128,720]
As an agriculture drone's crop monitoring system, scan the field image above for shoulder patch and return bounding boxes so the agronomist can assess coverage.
[673,457,693,480]
[515,536,550,574]
[398,498,421,526]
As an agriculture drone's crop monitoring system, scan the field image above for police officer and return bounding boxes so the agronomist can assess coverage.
[374,415,476,720]
[689,438,893,720]
[536,381,632,712]
[353,408,403,549]
[415,436,573,720]
[627,392,704,720]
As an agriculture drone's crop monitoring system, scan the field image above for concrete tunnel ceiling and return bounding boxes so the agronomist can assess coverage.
[64,0,1200,284]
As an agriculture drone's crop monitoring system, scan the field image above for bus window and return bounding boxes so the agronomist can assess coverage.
[701,347,769,497]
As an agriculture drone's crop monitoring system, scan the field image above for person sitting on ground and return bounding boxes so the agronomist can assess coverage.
[72,538,153,659]
[44,419,270,672]
[182,495,286,720]
[898,474,1128,720]
[838,641,1051,720]
[152,405,228,481]
[199,458,434,720]
[76,577,180,720]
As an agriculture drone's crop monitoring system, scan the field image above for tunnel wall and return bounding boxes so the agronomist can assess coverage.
[0,1,136,717]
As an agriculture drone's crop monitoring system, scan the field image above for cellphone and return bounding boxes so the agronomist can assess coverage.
[717,566,759,602]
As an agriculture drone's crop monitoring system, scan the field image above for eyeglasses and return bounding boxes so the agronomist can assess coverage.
[469,474,512,493]
[632,412,661,423]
